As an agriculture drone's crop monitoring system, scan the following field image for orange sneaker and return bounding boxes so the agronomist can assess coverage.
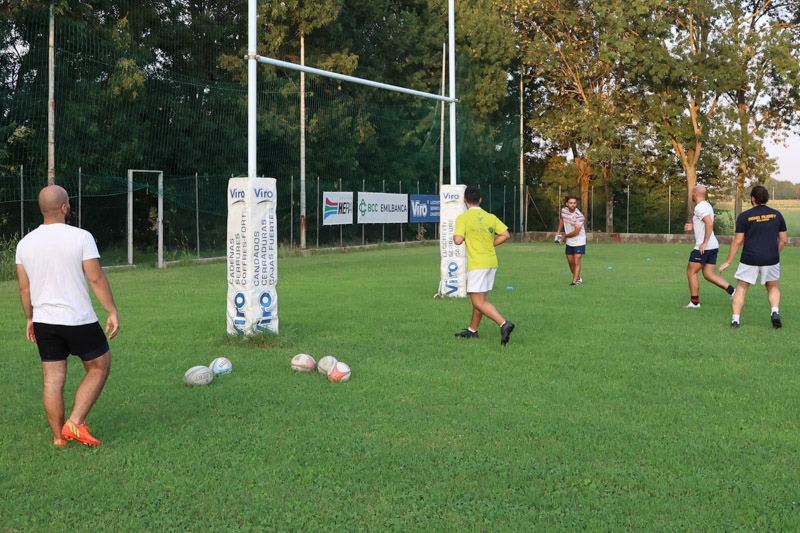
[61,421,101,446]
[52,438,69,448]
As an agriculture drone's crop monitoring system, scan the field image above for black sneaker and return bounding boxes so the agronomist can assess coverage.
[771,312,782,329]
[569,282,577,286]
[455,328,479,339]
[500,321,515,346]
[731,321,740,329]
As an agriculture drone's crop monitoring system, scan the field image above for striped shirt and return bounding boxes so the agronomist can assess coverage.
[561,207,586,246]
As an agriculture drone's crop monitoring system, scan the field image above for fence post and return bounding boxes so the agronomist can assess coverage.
[591,185,594,232]
[399,180,403,242]
[20,165,24,237]
[513,185,516,235]
[316,176,320,248]
[417,181,421,241]
[339,177,343,248]
[626,185,630,233]
[290,176,294,250]
[668,184,671,234]
[382,180,385,243]
[157,171,163,269]
[503,185,506,223]
[127,169,133,265]
[195,173,200,257]
[78,167,82,228]
[362,179,366,245]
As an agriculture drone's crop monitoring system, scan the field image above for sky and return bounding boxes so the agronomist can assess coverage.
[765,134,800,184]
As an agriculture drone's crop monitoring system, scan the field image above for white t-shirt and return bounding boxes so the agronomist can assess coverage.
[693,200,719,251]
[15,223,101,325]
[561,207,587,246]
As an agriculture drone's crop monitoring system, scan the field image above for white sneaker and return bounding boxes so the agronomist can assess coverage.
[575,278,583,285]
[684,302,701,309]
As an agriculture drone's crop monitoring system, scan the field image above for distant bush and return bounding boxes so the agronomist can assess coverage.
[0,234,18,282]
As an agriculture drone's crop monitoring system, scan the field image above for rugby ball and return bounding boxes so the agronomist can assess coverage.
[328,361,351,383]
[209,357,232,376]
[290,353,317,372]
[317,355,338,375]
[184,365,214,386]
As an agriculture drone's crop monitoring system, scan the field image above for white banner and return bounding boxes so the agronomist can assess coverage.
[357,192,409,224]
[437,185,467,298]
[322,191,354,226]
[227,177,279,334]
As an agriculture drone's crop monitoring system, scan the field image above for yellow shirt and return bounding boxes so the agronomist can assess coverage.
[453,207,508,271]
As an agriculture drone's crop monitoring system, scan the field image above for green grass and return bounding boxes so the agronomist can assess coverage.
[2,243,800,531]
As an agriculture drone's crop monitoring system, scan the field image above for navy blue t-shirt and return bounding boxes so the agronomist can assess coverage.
[735,205,787,266]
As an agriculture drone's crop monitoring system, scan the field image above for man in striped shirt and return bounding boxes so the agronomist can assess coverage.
[555,195,586,286]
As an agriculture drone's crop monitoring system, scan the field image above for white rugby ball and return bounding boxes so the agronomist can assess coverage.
[328,361,351,382]
[290,353,317,372]
[184,365,214,386]
[317,355,338,375]
[209,357,233,376]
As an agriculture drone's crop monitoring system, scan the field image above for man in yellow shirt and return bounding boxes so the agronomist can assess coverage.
[453,185,515,345]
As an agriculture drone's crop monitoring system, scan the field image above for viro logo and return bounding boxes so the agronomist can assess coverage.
[445,261,459,295]
[232,292,246,334]
[256,291,275,331]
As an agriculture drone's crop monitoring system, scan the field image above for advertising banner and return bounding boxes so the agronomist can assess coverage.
[322,191,354,226]
[437,185,467,298]
[409,194,440,223]
[226,177,279,335]
[357,192,409,224]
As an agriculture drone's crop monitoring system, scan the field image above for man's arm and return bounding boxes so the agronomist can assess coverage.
[16,264,36,343]
[778,231,787,253]
[494,230,510,247]
[718,233,744,274]
[453,234,464,246]
[699,215,713,254]
[563,223,583,239]
[83,258,119,339]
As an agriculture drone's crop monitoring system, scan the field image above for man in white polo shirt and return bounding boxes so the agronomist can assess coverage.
[682,185,735,308]
[16,185,119,448]
[555,195,586,286]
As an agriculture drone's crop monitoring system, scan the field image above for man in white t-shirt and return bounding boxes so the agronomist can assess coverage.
[555,195,587,285]
[682,185,735,308]
[16,185,119,448]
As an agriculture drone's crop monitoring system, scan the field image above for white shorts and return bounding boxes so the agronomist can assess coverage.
[734,262,780,285]
[467,268,497,293]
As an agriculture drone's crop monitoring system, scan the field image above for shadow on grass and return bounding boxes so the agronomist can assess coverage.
[218,327,296,349]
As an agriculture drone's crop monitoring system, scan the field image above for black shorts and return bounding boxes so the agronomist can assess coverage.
[33,322,110,362]
[689,248,718,265]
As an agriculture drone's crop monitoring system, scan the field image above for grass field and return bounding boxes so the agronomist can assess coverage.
[2,242,799,531]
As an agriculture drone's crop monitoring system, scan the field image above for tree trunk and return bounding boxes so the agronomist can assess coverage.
[685,163,697,221]
[574,155,592,214]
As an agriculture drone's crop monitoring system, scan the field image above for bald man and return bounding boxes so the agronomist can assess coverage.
[16,185,119,448]
[682,185,735,308]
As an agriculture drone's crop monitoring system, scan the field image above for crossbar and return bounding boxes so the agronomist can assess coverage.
[254,55,457,104]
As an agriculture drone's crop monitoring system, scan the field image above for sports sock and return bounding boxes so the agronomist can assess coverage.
[732,314,740,323]
[467,327,477,333]
[691,296,699,305]
[726,285,735,295]
[771,307,779,314]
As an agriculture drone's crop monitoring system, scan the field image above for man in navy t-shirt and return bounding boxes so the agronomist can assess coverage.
[720,185,788,329]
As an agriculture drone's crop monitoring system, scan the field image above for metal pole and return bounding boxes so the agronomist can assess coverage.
[399,181,403,242]
[316,176,320,248]
[591,185,594,232]
[20,165,24,237]
[513,185,516,236]
[47,1,55,185]
[77,167,82,228]
[448,0,457,185]
[290,176,294,250]
[439,42,446,190]
[489,184,492,215]
[195,172,200,257]
[382,180,385,242]
[503,185,506,223]
[519,76,524,233]
[362,179,366,245]
[339,178,343,248]
[417,181,421,241]
[157,172,163,269]
[668,184,671,234]
[626,185,630,233]
[128,169,133,265]
[247,0,257,178]
[300,34,307,250]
